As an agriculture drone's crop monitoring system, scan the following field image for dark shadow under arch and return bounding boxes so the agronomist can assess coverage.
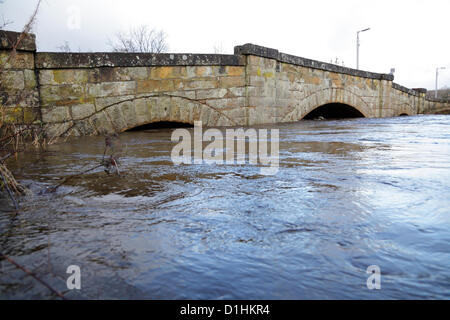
[398,113,409,116]
[303,103,365,120]
[125,121,194,131]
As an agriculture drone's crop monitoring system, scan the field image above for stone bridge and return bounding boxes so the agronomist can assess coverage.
[1,30,449,137]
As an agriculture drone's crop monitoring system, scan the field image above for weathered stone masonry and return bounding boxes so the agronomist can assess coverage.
[1,30,449,137]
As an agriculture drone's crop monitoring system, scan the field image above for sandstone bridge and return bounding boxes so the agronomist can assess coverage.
[1,30,449,137]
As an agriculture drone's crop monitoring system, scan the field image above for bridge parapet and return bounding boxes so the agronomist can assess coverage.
[36,52,244,69]
[235,43,394,81]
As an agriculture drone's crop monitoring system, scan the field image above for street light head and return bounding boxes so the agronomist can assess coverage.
[358,28,371,33]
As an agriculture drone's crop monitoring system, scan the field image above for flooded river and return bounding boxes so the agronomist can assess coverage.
[1,115,449,299]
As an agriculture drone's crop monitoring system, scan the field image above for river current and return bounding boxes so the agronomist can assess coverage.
[1,115,449,299]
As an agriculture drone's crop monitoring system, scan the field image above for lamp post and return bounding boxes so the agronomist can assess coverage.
[435,67,446,98]
[356,28,370,70]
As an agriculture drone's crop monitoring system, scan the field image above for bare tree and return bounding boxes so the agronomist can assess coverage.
[109,25,168,53]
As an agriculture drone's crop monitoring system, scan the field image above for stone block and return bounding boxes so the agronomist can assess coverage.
[207,108,221,126]
[39,69,89,85]
[194,66,214,77]
[22,107,40,123]
[248,96,276,108]
[40,84,85,105]
[90,110,115,135]
[117,100,139,130]
[1,70,25,90]
[248,76,265,87]
[136,79,173,93]
[169,101,181,122]
[205,97,245,109]
[178,102,193,123]
[103,104,127,132]
[95,95,135,111]
[149,66,187,79]
[42,106,71,123]
[0,31,36,51]
[24,69,37,89]
[191,103,202,121]
[227,87,245,98]
[199,105,211,124]
[225,66,244,77]
[169,90,196,99]
[178,79,219,90]
[115,67,149,81]
[72,120,97,136]
[219,76,245,88]
[223,107,246,119]
[71,103,96,120]
[247,86,275,97]
[87,81,135,98]
[2,106,23,124]
[276,86,292,99]
[0,51,34,69]
[134,98,153,124]
[216,115,233,126]
[45,122,74,139]
[150,97,171,122]
[248,106,276,125]
[196,88,228,100]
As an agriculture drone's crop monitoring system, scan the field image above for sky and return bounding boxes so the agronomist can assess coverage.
[1,0,449,90]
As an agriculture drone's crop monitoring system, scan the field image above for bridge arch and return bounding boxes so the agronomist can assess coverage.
[126,121,193,131]
[281,87,372,122]
[85,94,239,134]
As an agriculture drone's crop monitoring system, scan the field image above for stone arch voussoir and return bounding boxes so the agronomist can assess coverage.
[91,94,238,133]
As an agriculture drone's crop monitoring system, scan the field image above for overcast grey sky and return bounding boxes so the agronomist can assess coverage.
[1,0,449,90]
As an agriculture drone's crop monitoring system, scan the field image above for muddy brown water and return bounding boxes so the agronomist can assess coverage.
[1,115,449,299]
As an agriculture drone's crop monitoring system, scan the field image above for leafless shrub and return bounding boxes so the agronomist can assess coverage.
[109,25,168,53]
